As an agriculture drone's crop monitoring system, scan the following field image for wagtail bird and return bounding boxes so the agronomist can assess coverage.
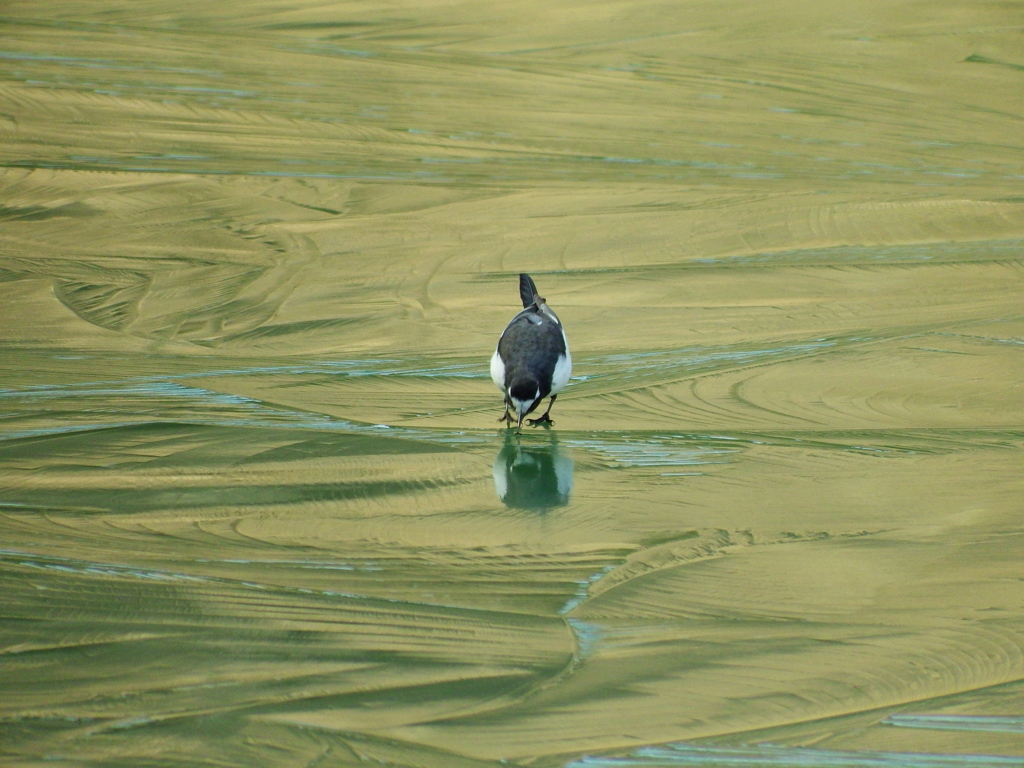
[491,273,572,433]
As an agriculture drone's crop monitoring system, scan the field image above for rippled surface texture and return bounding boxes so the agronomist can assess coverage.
[2,2,1024,766]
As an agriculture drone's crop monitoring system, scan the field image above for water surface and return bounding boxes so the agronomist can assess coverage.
[2,2,1024,766]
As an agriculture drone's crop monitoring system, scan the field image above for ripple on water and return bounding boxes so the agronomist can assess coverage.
[565,435,740,472]
[566,743,1024,767]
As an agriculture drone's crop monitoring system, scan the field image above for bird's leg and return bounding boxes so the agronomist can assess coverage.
[498,396,515,425]
[527,395,557,427]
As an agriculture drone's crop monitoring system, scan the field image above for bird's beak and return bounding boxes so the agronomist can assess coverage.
[516,410,526,434]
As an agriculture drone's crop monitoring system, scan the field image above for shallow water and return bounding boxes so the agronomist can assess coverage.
[2,2,1024,766]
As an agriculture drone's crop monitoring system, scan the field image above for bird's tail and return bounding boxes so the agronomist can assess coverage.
[519,273,540,308]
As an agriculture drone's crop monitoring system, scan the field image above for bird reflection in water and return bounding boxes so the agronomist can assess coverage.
[492,431,573,511]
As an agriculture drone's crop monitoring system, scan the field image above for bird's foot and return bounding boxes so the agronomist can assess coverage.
[526,413,554,427]
[498,410,514,425]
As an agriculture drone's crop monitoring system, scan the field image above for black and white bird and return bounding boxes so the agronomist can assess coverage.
[490,273,572,433]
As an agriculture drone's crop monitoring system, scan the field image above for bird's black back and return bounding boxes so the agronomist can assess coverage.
[497,307,566,399]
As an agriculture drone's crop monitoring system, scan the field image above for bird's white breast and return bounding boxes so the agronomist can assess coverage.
[550,328,572,394]
[490,347,506,391]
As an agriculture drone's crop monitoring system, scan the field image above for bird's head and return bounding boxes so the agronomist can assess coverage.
[509,377,541,431]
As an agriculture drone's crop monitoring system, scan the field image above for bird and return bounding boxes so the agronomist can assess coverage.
[490,273,571,433]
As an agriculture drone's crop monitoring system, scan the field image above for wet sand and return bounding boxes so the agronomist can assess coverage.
[2,2,1024,766]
